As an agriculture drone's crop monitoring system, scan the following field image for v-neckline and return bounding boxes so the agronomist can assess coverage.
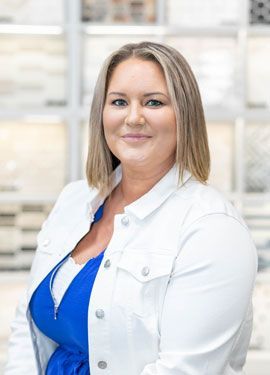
[48,200,107,320]
[49,249,106,320]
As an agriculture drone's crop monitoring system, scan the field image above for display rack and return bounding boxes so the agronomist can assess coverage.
[0,0,270,369]
[0,0,269,271]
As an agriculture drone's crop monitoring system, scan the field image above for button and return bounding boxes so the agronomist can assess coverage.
[141,266,150,276]
[121,216,129,226]
[95,309,105,319]
[42,239,50,247]
[98,361,107,369]
[104,259,111,268]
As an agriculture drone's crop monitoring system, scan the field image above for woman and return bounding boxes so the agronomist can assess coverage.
[6,41,257,374]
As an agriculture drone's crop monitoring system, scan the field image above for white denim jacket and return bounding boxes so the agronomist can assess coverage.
[5,164,258,375]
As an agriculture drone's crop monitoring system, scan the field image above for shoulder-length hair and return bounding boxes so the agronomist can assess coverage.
[86,41,210,195]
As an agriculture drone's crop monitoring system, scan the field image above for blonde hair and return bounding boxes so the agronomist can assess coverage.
[86,41,210,195]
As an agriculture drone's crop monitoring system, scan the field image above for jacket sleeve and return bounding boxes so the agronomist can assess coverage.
[140,214,258,375]
[4,290,38,375]
[4,182,76,374]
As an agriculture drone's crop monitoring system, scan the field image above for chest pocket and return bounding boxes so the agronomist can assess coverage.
[116,250,175,318]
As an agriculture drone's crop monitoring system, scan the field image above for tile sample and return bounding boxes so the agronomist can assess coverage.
[166,37,238,108]
[0,36,66,109]
[244,199,270,273]
[167,0,240,27]
[0,121,66,195]
[250,0,270,24]
[207,123,234,192]
[82,0,156,23]
[250,278,270,350]
[245,124,270,193]
[247,38,270,109]
[0,202,53,267]
[0,0,63,24]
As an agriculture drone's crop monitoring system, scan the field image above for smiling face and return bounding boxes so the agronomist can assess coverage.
[102,57,177,172]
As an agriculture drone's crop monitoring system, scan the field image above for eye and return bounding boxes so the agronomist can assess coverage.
[111,99,127,106]
[146,99,163,107]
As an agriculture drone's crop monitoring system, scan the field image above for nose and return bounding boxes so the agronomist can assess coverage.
[124,103,146,127]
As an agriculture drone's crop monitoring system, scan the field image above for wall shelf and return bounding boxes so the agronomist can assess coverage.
[0,0,269,273]
[0,24,64,35]
[82,24,239,36]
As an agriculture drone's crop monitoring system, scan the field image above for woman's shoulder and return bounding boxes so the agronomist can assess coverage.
[58,178,92,195]
[55,179,97,203]
[173,179,247,230]
[44,179,97,223]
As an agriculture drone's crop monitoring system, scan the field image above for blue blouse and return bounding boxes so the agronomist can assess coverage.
[29,203,105,374]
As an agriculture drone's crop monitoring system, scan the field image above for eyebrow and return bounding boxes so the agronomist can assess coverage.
[108,91,168,98]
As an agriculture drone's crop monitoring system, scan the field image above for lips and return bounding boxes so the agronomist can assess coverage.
[122,133,152,139]
[121,133,152,143]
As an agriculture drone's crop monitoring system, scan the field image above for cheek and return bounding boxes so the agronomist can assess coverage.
[103,106,123,127]
[102,113,118,151]
[154,115,177,153]
[153,112,176,138]
[103,111,117,142]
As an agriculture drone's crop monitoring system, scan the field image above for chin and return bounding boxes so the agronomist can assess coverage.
[114,150,145,162]
[119,158,150,167]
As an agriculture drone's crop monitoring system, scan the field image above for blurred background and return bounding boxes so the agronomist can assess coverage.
[0,0,270,373]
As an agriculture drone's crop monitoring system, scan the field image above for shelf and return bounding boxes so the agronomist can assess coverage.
[181,108,270,123]
[243,193,270,201]
[0,109,69,122]
[83,24,166,35]
[0,194,57,204]
[256,272,270,283]
[0,24,64,35]
[245,108,270,123]
[248,25,270,37]
[204,107,239,122]
[82,24,239,36]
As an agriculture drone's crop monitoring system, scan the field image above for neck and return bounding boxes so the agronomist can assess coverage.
[113,159,175,206]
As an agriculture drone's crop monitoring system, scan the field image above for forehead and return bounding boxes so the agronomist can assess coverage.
[107,58,167,91]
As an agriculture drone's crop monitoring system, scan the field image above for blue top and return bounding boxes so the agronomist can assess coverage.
[29,202,105,374]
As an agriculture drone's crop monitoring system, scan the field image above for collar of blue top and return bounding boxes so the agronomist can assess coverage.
[94,201,105,223]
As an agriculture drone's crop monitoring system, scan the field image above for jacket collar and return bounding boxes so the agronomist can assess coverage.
[87,163,192,221]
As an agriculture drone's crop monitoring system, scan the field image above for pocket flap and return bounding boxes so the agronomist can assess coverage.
[117,251,175,283]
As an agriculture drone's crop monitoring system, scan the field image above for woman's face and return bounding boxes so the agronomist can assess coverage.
[102,58,177,171]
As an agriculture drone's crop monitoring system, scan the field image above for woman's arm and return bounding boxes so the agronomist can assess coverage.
[141,214,258,375]
[4,182,77,374]
[4,290,38,374]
